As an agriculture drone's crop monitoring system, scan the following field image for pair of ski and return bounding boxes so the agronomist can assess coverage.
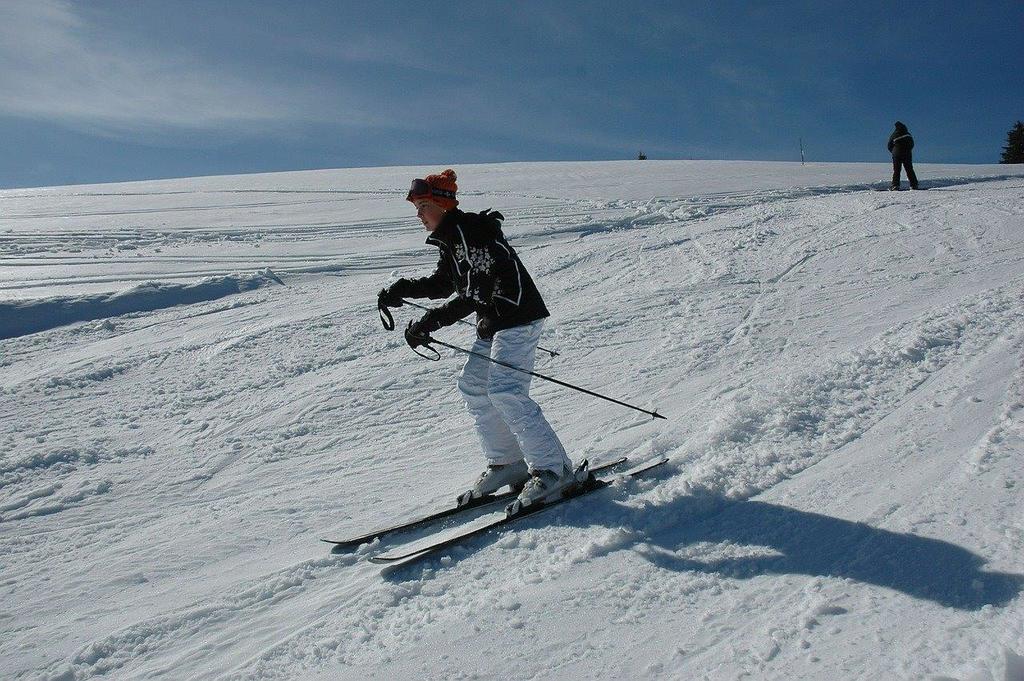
[321,456,668,565]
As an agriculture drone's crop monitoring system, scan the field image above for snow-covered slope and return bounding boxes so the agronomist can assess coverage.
[2,160,1023,680]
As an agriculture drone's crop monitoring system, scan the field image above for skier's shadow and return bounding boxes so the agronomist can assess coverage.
[584,492,1023,611]
[383,488,1023,611]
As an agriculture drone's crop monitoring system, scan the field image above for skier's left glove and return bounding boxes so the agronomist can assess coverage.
[476,316,495,341]
[404,319,432,349]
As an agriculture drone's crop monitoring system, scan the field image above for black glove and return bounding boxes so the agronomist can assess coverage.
[476,316,495,341]
[378,280,408,308]
[405,319,432,349]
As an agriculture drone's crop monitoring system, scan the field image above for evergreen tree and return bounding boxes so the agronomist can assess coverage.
[1000,121,1024,163]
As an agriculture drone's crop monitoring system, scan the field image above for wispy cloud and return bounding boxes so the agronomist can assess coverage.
[291,33,439,74]
[0,0,370,136]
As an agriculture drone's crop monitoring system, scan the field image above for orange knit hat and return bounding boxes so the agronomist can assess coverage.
[406,168,458,210]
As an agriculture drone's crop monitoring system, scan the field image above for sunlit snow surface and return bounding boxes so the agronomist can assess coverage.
[2,161,1024,680]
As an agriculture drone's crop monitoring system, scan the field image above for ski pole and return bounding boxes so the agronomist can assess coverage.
[399,299,560,358]
[418,335,666,420]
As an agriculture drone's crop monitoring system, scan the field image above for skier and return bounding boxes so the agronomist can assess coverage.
[888,121,919,190]
[377,169,576,511]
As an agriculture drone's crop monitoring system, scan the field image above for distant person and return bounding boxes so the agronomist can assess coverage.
[377,169,576,512]
[887,121,919,190]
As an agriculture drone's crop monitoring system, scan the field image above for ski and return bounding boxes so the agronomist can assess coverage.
[369,457,669,565]
[320,456,628,551]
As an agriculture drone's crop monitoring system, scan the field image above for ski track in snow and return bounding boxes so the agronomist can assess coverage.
[1,161,1023,680]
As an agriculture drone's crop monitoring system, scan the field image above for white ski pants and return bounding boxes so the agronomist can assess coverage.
[457,319,570,473]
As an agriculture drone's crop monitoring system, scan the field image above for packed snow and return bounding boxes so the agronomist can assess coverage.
[2,160,1023,680]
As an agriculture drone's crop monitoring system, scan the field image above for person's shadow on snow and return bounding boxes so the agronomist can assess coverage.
[618,493,1023,611]
[383,484,1023,611]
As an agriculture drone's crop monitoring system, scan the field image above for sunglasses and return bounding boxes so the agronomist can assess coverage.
[407,178,456,202]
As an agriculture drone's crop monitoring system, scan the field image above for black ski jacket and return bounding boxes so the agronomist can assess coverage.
[888,123,915,158]
[390,209,549,338]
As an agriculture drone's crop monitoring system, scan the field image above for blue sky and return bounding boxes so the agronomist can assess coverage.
[1,0,1021,188]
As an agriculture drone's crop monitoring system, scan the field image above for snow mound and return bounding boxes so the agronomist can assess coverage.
[0,268,284,340]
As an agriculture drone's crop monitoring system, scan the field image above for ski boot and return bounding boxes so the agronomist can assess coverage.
[456,460,529,507]
[505,462,579,516]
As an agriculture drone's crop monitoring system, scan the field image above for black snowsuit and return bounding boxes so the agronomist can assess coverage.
[388,209,549,339]
[888,122,919,189]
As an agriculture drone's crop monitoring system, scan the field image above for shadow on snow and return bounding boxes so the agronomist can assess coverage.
[382,482,1023,611]
[628,495,1023,611]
